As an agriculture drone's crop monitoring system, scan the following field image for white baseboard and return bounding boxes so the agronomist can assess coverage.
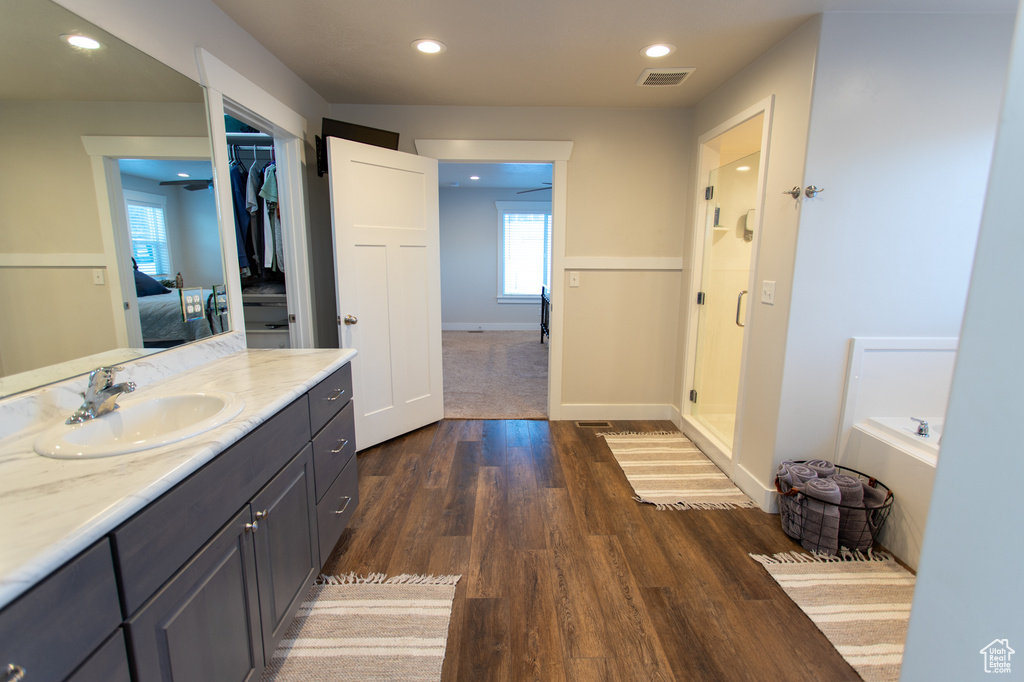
[442,323,539,331]
[732,462,777,513]
[556,403,676,421]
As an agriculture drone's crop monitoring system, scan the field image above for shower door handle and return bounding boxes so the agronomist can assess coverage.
[736,290,748,327]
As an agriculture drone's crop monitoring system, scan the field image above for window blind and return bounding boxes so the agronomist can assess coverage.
[125,196,171,278]
[502,212,552,297]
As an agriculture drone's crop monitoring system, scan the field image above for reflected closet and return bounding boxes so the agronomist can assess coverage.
[225,115,291,348]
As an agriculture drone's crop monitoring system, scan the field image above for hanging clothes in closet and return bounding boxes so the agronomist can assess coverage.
[228,148,252,277]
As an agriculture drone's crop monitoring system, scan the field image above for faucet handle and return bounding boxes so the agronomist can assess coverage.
[910,417,929,436]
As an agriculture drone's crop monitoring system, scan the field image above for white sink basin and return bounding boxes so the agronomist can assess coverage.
[34,391,245,459]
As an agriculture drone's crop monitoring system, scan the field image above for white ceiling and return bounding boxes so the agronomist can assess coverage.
[1,0,203,102]
[211,0,1017,108]
[119,159,214,184]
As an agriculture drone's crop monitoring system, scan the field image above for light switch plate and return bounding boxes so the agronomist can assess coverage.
[92,269,105,285]
[761,280,776,305]
[569,271,580,288]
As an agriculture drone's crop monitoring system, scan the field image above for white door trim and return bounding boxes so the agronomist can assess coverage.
[679,96,775,471]
[82,135,214,348]
[414,139,574,419]
[197,49,315,348]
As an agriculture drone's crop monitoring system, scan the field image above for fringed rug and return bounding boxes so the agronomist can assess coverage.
[750,551,915,682]
[599,432,754,509]
[261,573,461,682]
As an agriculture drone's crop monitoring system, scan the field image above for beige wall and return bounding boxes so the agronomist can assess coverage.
[329,104,693,413]
[0,100,210,376]
[687,17,821,494]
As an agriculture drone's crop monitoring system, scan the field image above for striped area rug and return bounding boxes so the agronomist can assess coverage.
[750,551,914,682]
[261,574,461,682]
[600,432,755,509]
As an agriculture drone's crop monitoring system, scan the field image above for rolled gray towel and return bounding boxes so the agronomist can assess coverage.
[805,459,837,478]
[863,483,890,538]
[799,477,842,555]
[832,474,870,551]
[788,463,818,484]
[776,463,802,539]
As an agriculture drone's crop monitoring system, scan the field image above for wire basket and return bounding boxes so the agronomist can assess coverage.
[775,462,894,555]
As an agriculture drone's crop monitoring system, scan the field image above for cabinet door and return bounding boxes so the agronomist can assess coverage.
[127,508,263,682]
[251,445,319,660]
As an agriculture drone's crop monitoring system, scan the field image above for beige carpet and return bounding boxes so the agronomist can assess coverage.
[442,330,547,419]
[600,432,755,509]
[261,574,461,682]
[750,551,914,682]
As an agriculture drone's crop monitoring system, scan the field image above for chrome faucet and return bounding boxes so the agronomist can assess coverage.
[910,417,929,437]
[66,366,137,424]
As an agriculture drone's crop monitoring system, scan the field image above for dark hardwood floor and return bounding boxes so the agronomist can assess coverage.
[321,420,861,681]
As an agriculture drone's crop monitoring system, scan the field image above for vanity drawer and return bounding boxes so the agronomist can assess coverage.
[0,539,121,682]
[66,629,131,682]
[311,400,356,502]
[308,363,352,435]
[113,396,311,615]
[316,454,359,565]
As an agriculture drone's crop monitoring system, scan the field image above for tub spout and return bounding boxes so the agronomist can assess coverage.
[910,417,929,437]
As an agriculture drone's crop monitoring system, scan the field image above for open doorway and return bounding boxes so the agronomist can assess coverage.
[438,161,551,419]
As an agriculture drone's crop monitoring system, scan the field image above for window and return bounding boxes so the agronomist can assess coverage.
[496,201,551,302]
[124,190,171,279]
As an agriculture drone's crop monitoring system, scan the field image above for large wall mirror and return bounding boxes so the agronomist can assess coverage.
[0,0,229,397]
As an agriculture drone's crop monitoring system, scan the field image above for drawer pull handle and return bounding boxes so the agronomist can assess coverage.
[245,520,259,532]
[326,388,346,402]
[255,509,269,521]
[333,496,352,515]
[5,665,26,681]
[331,439,349,454]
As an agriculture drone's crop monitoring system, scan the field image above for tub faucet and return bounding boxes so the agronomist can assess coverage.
[66,366,136,424]
[910,417,929,437]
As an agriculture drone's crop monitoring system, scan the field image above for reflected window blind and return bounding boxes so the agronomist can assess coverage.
[502,212,551,296]
[125,192,170,278]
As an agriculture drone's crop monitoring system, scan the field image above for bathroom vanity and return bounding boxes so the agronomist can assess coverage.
[0,348,357,682]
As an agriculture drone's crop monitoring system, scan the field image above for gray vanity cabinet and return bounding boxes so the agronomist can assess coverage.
[126,506,264,682]
[251,444,319,658]
[0,539,124,682]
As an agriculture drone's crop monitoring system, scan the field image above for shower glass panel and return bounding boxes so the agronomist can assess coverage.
[691,151,760,449]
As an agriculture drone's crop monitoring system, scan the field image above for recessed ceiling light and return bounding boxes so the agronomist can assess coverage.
[177,173,190,178]
[62,34,101,50]
[736,166,751,172]
[470,176,480,181]
[643,44,675,58]
[413,39,447,54]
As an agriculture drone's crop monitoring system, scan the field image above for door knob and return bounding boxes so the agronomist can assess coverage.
[343,315,358,325]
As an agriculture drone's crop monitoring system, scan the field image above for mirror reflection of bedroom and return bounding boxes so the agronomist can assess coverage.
[118,158,227,349]
[439,162,551,420]
[223,114,292,349]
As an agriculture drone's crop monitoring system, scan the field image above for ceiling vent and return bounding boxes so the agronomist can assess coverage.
[636,67,694,87]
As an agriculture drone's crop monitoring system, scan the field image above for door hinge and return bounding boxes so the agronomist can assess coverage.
[689,389,698,403]
[289,314,296,324]
[705,186,714,201]
[337,315,342,326]
[697,291,705,305]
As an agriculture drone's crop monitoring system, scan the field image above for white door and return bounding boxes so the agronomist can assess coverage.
[327,137,444,449]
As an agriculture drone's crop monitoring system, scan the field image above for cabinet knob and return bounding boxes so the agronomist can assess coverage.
[5,665,26,682]
[255,510,269,521]
[245,520,259,532]
[330,439,349,454]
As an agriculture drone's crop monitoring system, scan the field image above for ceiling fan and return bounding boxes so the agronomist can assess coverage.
[517,182,551,195]
[159,178,213,191]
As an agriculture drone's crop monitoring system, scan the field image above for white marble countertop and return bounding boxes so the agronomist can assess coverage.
[0,348,356,610]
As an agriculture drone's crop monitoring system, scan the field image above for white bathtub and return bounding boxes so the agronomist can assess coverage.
[864,417,942,465]
[841,420,938,570]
